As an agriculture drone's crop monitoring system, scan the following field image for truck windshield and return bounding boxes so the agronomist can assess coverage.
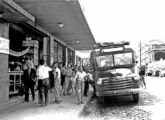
[96,55,114,68]
[95,52,133,68]
[114,53,133,66]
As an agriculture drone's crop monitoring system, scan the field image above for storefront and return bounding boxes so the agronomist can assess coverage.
[8,23,47,95]
[67,48,75,66]
[53,41,66,66]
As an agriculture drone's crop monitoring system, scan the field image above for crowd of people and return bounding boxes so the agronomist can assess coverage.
[21,59,95,107]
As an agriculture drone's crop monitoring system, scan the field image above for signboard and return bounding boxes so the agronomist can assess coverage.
[152,44,165,50]
[0,37,9,54]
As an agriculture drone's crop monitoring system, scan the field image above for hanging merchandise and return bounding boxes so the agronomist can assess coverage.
[9,47,30,57]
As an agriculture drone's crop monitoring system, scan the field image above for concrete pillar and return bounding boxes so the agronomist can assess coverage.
[65,47,68,66]
[43,37,49,65]
[0,23,9,105]
[50,36,54,65]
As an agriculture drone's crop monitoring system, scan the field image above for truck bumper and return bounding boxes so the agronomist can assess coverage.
[96,88,142,97]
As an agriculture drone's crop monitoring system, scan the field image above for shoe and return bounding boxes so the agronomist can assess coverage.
[41,104,45,107]
[77,102,81,105]
[81,101,85,104]
[55,100,62,103]
[23,100,29,103]
[56,101,62,104]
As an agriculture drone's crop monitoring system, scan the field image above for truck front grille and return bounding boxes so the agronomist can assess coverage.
[101,77,134,91]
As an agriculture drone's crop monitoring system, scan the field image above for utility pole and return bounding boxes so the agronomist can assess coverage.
[139,41,142,67]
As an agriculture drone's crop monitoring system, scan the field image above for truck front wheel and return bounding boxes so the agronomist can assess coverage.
[97,97,105,104]
[132,93,139,103]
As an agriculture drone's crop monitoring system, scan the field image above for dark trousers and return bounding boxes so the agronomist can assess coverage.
[61,75,65,87]
[49,71,54,90]
[24,84,35,101]
[38,79,49,105]
[84,80,96,96]
[84,81,89,96]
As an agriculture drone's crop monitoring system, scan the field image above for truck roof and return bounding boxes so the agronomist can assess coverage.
[94,41,130,49]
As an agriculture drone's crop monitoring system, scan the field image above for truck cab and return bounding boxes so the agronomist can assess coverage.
[90,42,140,103]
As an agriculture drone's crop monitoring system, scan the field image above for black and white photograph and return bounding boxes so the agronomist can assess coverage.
[0,0,165,120]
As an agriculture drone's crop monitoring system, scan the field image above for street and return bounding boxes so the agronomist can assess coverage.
[0,76,165,120]
[82,76,165,120]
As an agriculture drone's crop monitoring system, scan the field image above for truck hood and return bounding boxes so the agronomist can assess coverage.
[99,68,134,78]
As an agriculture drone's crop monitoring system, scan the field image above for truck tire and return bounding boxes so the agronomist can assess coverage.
[97,97,105,104]
[132,93,139,103]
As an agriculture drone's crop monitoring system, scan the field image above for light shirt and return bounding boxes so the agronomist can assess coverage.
[37,65,52,79]
[66,68,72,77]
[54,67,61,79]
[88,73,93,81]
[75,71,87,81]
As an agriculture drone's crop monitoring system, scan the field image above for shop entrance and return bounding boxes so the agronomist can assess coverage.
[8,23,44,96]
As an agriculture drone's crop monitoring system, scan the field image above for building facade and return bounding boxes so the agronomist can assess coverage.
[0,0,86,106]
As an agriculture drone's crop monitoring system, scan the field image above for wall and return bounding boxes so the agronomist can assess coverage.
[0,23,9,106]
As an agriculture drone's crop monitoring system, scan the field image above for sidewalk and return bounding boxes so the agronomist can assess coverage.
[0,89,93,120]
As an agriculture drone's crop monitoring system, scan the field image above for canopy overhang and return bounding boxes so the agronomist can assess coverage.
[0,0,95,50]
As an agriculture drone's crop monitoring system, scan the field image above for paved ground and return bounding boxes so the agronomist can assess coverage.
[0,91,93,120]
[81,76,165,120]
[0,76,165,120]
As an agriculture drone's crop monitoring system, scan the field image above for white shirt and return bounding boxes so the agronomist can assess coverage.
[88,73,93,81]
[54,67,61,79]
[37,65,52,79]
[75,71,87,81]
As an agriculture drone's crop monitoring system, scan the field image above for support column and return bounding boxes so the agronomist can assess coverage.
[65,47,68,66]
[0,23,9,105]
[43,37,48,65]
[72,51,75,66]
[50,36,54,65]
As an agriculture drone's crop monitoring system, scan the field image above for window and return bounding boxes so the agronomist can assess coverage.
[114,53,133,66]
[96,55,114,68]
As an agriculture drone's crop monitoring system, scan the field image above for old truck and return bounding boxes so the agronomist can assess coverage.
[90,42,140,103]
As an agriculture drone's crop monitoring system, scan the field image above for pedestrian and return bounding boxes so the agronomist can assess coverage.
[60,64,66,94]
[37,59,52,107]
[53,62,62,104]
[88,70,96,97]
[139,66,146,89]
[49,64,55,93]
[22,61,37,102]
[74,66,88,105]
[83,66,90,97]
[64,63,73,95]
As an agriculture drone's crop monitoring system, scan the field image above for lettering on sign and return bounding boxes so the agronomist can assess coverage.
[0,37,9,54]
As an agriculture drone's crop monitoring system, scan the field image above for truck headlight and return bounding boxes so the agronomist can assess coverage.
[97,77,109,85]
[97,80,102,85]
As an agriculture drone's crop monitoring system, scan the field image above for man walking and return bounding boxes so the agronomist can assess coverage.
[37,59,52,107]
[22,61,36,102]
[75,66,87,105]
[64,64,72,95]
[53,62,62,103]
